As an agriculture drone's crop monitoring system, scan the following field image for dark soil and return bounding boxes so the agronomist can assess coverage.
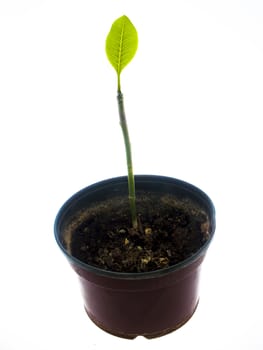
[68,193,211,273]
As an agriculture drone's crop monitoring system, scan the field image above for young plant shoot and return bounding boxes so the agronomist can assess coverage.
[106,15,138,229]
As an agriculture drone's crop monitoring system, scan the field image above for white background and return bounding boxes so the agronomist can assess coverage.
[1,0,263,349]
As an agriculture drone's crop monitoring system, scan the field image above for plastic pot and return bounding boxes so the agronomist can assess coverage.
[54,175,216,339]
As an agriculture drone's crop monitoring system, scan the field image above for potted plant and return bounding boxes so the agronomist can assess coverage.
[54,15,216,339]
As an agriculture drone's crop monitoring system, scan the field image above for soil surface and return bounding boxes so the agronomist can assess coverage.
[68,193,211,273]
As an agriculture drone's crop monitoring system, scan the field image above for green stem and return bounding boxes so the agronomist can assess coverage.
[117,90,138,229]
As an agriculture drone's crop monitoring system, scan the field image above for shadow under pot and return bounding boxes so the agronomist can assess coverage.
[54,175,216,339]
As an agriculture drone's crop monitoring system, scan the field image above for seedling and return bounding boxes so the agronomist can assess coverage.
[106,15,138,229]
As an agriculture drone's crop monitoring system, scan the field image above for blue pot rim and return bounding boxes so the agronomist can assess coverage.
[54,175,216,280]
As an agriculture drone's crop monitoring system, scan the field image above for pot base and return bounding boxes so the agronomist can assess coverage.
[85,300,199,339]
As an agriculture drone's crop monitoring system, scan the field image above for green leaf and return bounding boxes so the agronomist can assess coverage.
[106,15,138,90]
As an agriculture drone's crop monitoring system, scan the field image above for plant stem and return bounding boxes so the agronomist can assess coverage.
[117,90,138,229]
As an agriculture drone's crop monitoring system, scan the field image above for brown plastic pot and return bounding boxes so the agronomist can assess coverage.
[54,175,216,339]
